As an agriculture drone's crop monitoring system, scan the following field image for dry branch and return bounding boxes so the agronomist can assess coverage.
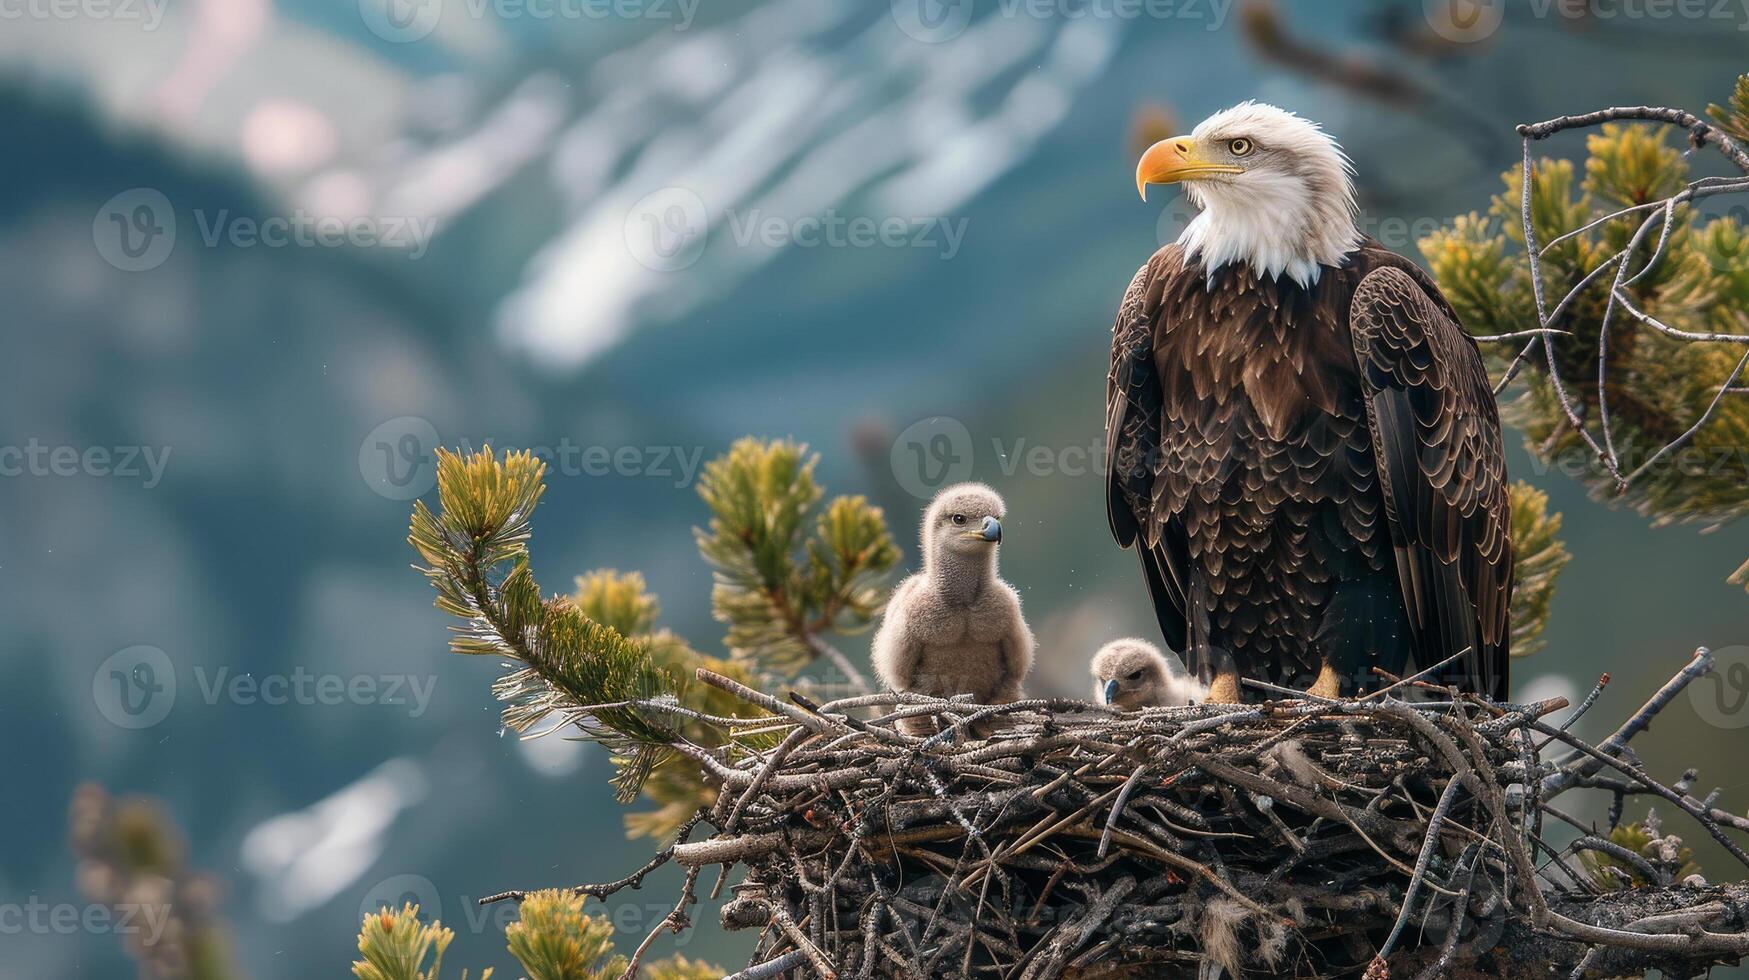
[1500,104,1749,490]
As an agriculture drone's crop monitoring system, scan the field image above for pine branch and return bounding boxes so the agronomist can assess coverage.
[408,446,679,802]
[354,904,484,980]
[354,894,720,980]
[695,438,899,692]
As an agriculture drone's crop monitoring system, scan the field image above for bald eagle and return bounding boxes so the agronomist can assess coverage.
[1108,102,1511,703]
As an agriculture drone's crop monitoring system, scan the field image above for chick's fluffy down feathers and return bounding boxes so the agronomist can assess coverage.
[870,483,1033,725]
[1090,638,1207,709]
[873,574,1033,704]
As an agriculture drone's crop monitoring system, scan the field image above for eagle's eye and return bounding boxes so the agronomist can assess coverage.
[1228,137,1255,157]
[951,514,967,526]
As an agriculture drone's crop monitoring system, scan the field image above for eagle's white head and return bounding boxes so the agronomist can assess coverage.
[1136,101,1361,288]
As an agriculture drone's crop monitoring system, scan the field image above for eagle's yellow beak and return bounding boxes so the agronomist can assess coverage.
[1135,136,1244,201]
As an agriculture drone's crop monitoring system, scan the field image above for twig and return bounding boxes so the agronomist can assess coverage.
[1518,106,1749,173]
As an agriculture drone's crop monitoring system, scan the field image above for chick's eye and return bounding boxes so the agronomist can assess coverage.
[951,514,967,526]
[1228,137,1254,156]
[1127,670,1145,682]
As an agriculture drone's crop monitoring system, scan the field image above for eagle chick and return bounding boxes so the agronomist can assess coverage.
[1090,638,1207,709]
[871,483,1033,736]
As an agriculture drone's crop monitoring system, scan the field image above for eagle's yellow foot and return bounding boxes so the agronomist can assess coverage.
[1206,670,1241,704]
[1308,662,1342,700]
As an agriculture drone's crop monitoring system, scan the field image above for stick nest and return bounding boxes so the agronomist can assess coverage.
[646,655,1749,980]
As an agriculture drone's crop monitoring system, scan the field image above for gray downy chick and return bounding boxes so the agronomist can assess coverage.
[1090,637,1207,709]
[872,483,1034,736]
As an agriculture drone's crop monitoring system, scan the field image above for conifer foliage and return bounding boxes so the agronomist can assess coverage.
[352,894,714,980]
[695,438,900,677]
[391,439,907,977]
[407,447,678,803]
[1506,481,1570,658]
[1421,76,1749,590]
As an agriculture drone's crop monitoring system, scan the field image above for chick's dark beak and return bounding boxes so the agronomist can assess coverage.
[979,516,1002,543]
[1103,679,1120,705]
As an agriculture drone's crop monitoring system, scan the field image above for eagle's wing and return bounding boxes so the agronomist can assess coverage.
[1349,265,1513,698]
[1106,254,1189,653]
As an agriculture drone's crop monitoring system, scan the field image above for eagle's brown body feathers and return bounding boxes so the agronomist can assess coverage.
[1106,241,1511,698]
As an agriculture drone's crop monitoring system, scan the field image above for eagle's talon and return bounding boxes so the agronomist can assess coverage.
[1206,671,1242,704]
[1308,664,1342,700]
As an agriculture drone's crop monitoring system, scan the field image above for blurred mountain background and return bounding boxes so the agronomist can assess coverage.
[2,0,1747,975]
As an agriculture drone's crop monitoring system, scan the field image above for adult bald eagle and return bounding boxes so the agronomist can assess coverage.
[1107,102,1511,703]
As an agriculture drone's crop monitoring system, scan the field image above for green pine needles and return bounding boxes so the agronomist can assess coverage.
[408,439,899,833]
[695,438,900,677]
[353,895,718,980]
[503,891,628,980]
[396,441,906,977]
[1507,481,1570,658]
[353,905,482,980]
[408,447,678,803]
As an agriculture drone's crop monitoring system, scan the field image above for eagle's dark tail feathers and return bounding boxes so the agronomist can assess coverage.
[1137,545,1187,655]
